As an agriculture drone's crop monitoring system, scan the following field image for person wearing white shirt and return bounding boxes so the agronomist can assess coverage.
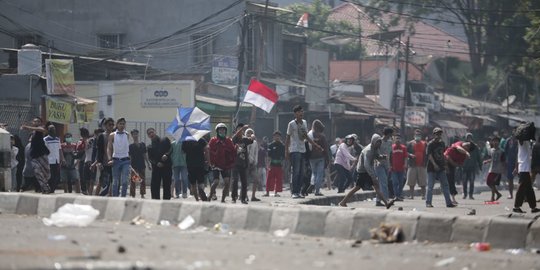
[513,139,539,213]
[43,124,64,193]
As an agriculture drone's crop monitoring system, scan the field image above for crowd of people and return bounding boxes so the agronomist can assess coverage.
[5,105,540,213]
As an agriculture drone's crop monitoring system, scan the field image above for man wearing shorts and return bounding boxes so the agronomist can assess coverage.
[339,133,395,209]
[182,137,209,202]
[208,123,236,203]
[406,129,427,200]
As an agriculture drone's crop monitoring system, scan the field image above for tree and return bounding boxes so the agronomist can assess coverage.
[279,0,365,60]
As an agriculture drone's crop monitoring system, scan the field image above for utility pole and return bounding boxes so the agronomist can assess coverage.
[400,36,410,133]
[233,12,249,127]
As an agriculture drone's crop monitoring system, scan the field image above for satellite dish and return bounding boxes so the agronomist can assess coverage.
[501,95,516,107]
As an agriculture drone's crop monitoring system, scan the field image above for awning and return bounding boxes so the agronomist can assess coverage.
[432,119,468,129]
[196,94,250,113]
[333,95,398,119]
[341,110,372,120]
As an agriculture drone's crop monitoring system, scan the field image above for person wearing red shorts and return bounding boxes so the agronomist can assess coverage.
[484,136,503,202]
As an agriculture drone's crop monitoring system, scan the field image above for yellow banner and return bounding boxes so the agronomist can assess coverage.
[46,59,75,95]
[75,103,96,123]
[46,98,72,124]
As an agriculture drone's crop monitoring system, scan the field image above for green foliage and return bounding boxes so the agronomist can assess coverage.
[279,0,365,60]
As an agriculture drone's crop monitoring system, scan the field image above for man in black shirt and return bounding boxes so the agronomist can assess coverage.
[265,131,285,197]
[182,138,209,201]
[129,129,151,198]
[146,128,172,200]
[94,118,114,196]
[231,123,253,204]
[425,127,455,208]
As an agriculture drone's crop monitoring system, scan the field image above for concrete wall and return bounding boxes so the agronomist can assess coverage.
[0,74,45,104]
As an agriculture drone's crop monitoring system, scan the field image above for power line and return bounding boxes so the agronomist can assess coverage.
[377,0,539,14]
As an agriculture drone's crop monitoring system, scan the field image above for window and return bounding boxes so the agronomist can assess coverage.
[97,34,124,49]
[191,34,214,66]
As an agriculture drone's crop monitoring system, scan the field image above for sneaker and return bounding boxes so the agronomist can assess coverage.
[386,199,396,209]
[446,204,457,208]
[531,208,540,213]
[314,192,324,196]
[262,193,269,197]
[274,193,280,197]
[394,197,404,202]
[426,204,434,208]
[251,197,261,202]
[292,193,302,199]
[182,193,188,199]
[469,196,475,200]
[306,184,315,194]
[462,194,467,199]
[375,201,385,207]
[241,200,248,204]
[512,208,525,213]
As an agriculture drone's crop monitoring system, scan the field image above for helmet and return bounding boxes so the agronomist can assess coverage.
[345,134,355,140]
[215,123,227,131]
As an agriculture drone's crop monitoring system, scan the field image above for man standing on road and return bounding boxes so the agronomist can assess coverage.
[512,136,539,213]
[374,127,393,206]
[307,120,329,196]
[171,138,188,199]
[425,127,455,208]
[285,105,321,199]
[107,118,131,197]
[231,123,253,204]
[147,128,172,200]
[462,133,482,200]
[406,129,427,200]
[504,131,519,199]
[265,131,285,197]
[94,118,114,196]
[208,123,236,203]
[44,124,64,193]
[390,134,408,201]
[182,137,209,201]
[61,133,80,193]
[245,128,261,202]
[129,129,150,198]
[339,133,395,208]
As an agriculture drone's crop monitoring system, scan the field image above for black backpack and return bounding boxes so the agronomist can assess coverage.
[514,122,536,142]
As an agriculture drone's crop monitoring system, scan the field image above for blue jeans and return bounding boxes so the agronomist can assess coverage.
[112,159,130,197]
[426,171,453,206]
[309,158,325,193]
[391,171,405,199]
[290,152,305,194]
[375,164,389,202]
[335,164,353,193]
[173,166,189,197]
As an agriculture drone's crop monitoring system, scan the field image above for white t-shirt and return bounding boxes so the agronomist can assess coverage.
[286,119,308,153]
[44,135,61,164]
[517,140,532,172]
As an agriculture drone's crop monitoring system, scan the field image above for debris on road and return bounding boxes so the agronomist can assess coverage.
[370,223,404,243]
[350,239,362,248]
[273,228,290,238]
[159,220,171,226]
[506,248,525,255]
[117,245,126,254]
[42,203,99,227]
[434,257,456,267]
[47,234,67,241]
[467,209,476,215]
[178,215,195,230]
[470,242,491,252]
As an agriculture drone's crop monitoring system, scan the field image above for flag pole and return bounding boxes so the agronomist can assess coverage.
[233,11,249,128]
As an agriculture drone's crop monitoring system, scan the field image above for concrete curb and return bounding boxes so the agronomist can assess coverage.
[1,192,538,249]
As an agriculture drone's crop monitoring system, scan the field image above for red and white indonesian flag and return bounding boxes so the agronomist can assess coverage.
[296,13,309,28]
[244,78,278,113]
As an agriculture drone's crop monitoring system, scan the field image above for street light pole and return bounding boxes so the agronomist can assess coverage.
[400,36,410,133]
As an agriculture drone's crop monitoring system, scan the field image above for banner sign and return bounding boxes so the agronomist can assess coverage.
[405,107,428,127]
[141,86,183,107]
[212,55,239,85]
[46,97,73,124]
[75,103,96,123]
[45,59,76,95]
[410,91,435,109]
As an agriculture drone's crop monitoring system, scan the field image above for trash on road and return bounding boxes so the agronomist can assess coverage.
[484,201,500,205]
[434,257,455,267]
[48,234,67,241]
[159,220,171,226]
[370,223,405,243]
[244,254,256,265]
[350,239,362,248]
[178,215,195,230]
[273,228,290,237]
[470,242,491,251]
[467,209,476,215]
[42,203,99,227]
[117,245,126,254]
[506,248,525,255]
[213,223,229,233]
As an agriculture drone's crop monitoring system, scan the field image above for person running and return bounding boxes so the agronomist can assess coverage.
[285,105,322,199]
[425,127,455,208]
[43,124,64,193]
[390,134,408,201]
[307,120,329,196]
[484,136,503,202]
[406,129,427,200]
[334,134,356,193]
[265,131,285,197]
[231,123,253,204]
[208,123,236,203]
[129,129,150,198]
[61,133,81,193]
[444,139,476,204]
[94,118,115,196]
[512,135,540,213]
[147,128,172,200]
[182,137,210,202]
[339,133,395,208]
[375,127,394,206]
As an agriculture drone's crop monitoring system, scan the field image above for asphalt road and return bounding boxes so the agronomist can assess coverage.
[1,214,539,270]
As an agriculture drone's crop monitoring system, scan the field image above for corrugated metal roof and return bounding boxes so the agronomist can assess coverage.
[334,95,398,120]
